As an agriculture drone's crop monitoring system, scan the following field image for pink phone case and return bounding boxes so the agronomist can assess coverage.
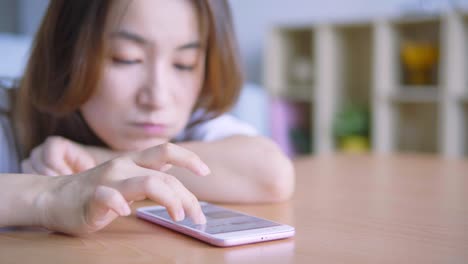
[136,204,295,247]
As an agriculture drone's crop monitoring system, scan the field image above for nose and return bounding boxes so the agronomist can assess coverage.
[136,62,171,111]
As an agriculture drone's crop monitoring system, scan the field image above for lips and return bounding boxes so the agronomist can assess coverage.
[131,122,168,136]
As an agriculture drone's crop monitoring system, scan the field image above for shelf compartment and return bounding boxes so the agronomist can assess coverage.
[395,17,441,87]
[285,29,315,88]
[336,25,373,106]
[265,28,315,100]
[396,103,439,153]
[270,97,313,157]
[331,25,374,152]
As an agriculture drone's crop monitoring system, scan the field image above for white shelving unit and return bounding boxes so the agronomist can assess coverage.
[264,12,468,158]
[440,12,467,157]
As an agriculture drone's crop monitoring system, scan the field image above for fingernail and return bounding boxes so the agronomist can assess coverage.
[198,163,211,176]
[160,164,172,172]
[175,208,185,222]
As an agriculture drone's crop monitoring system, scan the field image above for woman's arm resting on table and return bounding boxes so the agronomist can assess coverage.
[176,136,295,203]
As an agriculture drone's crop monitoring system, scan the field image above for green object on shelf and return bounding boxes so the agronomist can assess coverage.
[333,104,370,152]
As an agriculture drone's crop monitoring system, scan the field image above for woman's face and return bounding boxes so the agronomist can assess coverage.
[81,0,205,151]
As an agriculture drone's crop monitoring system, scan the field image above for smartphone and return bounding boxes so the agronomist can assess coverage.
[136,202,295,247]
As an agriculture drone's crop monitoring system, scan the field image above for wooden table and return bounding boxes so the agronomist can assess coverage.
[1,154,467,263]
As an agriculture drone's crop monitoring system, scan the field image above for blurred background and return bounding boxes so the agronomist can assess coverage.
[1,0,468,158]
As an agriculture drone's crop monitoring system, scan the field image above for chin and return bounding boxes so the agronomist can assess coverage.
[107,134,173,151]
[133,139,171,151]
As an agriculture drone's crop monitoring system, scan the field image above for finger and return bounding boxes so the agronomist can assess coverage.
[131,143,210,176]
[30,159,59,176]
[135,167,206,224]
[157,171,206,224]
[86,185,131,230]
[30,148,59,176]
[41,140,74,175]
[21,160,40,175]
[115,169,205,224]
[64,142,96,173]
[114,175,186,222]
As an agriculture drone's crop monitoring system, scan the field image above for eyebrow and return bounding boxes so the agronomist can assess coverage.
[177,42,202,51]
[111,30,148,45]
[111,30,202,51]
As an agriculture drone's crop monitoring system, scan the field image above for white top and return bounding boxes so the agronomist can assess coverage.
[0,88,257,173]
[174,110,258,142]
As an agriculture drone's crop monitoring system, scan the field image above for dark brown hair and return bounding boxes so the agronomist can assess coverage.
[14,0,243,156]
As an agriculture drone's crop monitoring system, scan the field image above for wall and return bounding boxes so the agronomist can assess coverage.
[18,0,49,34]
[0,0,18,33]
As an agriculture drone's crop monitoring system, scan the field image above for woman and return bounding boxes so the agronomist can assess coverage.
[16,0,294,203]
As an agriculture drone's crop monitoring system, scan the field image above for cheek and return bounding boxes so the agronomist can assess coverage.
[80,67,138,130]
[88,67,139,110]
[176,66,205,107]
[171,77,202,124]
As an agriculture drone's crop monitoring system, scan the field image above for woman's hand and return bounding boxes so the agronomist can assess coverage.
[21,136,96,176]
[35,143,210,235]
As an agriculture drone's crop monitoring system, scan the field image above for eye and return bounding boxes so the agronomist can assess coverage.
[112,57,141,65]
[174,63,195,71]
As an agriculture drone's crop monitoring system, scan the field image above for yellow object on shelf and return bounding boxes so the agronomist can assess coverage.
[401,41,439,85]
[340,136,370,154]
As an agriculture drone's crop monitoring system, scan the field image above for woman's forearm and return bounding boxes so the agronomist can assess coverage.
[176,136,295,203]
[0,174,50,227]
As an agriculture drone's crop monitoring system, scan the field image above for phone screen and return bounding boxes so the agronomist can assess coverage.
[146,204,280,234]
